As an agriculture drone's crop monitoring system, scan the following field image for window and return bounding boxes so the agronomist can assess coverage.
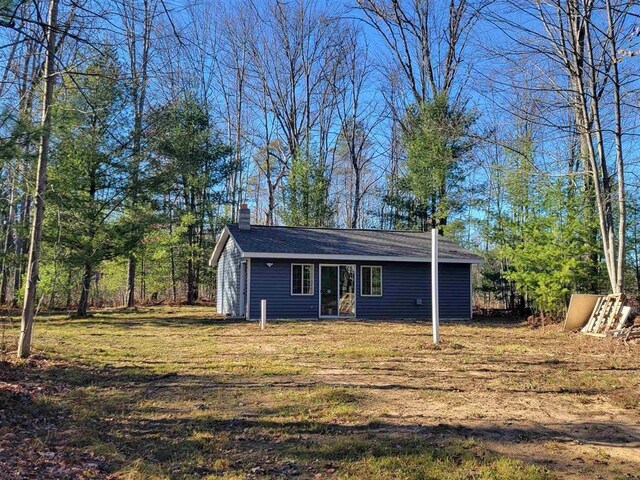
[361,266,382,296]
[291,264,313,295]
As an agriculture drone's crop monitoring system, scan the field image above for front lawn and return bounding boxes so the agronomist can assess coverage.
[1,307,639,479]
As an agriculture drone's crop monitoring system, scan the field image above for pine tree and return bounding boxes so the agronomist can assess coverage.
[281,153,333,227]
[148,95,232,304]
[47,50,135,317]
[400,94,474,230]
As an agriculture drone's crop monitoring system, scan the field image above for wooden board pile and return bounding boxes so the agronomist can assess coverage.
[615,323,640,341]
[581,294,637,340]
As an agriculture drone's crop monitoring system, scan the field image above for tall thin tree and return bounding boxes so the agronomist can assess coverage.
[18,0,59,358]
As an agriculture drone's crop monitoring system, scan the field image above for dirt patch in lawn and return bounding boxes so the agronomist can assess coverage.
[1,307,639,479]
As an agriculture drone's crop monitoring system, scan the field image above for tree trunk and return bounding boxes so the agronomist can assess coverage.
[0,172,16,304]
[12,195,29,308]
[351,165,361,228]
[635,245,640,294]
[267,181,275,226]
[186,256,195,304]
[168,192,177,302]
[140,252,145,302]
[47,208,63,309]
[564,1,623,294]
[77,262,92,317]
[170,249,177,303]
[120,0,152,309]
[94,272,101,308]
[186,192,197,304]
[65,268,72,309]
[18,0,59,358]
[126,255,136,307]
[605,0,626,293]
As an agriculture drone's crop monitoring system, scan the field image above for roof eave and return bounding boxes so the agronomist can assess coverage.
[241,252,482,264]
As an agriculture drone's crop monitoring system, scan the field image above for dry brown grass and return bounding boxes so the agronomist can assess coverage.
[1,307,639,479]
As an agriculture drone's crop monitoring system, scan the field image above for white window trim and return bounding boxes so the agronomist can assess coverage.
[319,264,357,318]
[360,265,383,297]
[291,263,314,296]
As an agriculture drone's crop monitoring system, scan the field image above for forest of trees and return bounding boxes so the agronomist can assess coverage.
[1,0,639,332]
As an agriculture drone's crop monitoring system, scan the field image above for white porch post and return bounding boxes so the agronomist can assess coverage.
[432,228,440,345]
[245,258,251,320]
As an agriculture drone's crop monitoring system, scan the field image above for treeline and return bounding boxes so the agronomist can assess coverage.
[0,0,639,324]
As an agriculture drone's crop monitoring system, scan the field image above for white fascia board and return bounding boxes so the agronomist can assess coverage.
[242,252,482,264]
[209,227,245,266]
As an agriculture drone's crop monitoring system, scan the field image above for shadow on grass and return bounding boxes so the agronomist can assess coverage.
[24,305,531,332]
[34,312,232,329]
[2,358,638,479]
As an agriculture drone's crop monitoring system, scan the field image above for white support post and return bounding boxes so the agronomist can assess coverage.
[260,299,267,330]
[432,228,440,345]
[245,258,251,321]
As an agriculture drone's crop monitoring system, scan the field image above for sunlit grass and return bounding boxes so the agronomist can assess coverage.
[2,306,638,478]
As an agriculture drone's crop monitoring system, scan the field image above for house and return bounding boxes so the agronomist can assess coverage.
[210,205,482,320]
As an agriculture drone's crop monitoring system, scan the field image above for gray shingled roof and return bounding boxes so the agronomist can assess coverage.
[226,224,481,262]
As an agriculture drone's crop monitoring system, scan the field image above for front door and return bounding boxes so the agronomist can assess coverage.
[320,265,355,317]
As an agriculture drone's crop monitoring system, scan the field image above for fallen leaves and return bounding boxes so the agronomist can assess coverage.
[0,359,110,480]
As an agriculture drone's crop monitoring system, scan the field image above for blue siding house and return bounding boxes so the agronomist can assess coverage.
[210,206,481,321]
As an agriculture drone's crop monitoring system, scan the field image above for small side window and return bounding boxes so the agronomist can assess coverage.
[361,266,382,296]
[291,264,314,295]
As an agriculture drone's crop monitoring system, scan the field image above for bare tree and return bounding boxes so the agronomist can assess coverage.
[18,0,59,358]
[118,0,157,308]
[335,28,384,228]
[0,2,46,307]
[490,0,637,293]
[355,0,485,104]
[354,0,486,232]
[213,1,251,220]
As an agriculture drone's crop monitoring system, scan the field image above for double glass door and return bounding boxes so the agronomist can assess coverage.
[320,265,355,317]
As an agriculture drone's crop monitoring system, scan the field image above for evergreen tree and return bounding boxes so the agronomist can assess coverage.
[281,153,333,227]
[500,181,596,319]
[148,95,232,304]
[491,130,536,313]
[47,51,136,317]
[401,94,474,230]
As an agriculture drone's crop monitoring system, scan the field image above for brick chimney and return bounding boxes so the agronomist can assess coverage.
[238,203,251,230]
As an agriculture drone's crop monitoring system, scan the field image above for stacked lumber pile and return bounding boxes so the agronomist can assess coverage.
[614,323,640,341]
[580,294,636,340]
